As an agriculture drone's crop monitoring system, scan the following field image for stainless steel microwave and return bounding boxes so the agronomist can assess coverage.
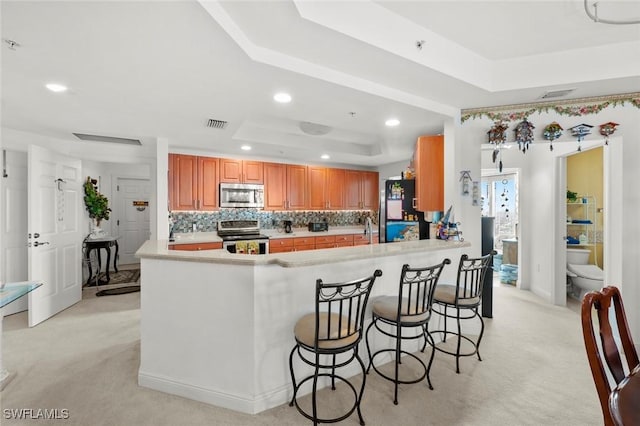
[219,183,264,208]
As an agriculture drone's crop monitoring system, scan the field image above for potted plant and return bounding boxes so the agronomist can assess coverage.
[566,190,578,203]
[84,177,111,237]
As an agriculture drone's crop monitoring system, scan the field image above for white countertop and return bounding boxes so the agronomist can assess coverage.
[169,226,377,244]
[138,238,469,268]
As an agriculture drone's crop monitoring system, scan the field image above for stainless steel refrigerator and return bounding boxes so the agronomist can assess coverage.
[379,179,429,243]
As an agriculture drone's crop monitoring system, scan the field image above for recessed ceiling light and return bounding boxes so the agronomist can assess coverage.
[273,92,292,103]
[46,83,68,93]
[321,154,330,160]
[241,145,252,151]
[385,118,400,127]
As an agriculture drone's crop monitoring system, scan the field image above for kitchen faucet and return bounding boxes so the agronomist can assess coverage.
[364,217,373,244]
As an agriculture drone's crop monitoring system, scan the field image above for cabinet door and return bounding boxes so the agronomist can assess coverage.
[287,164,308,210]
[270,238,294,253]
[345,170,362,209]
[169,242,222,251]
[171,154,198,210]
[264,163,287,210]
[243,161,264,184]
[415,135,444,212]
[198,157,219,211]
[308,166,328,210]
[219,158,242,183]
[327,168,346,209]
[362,171,379,210]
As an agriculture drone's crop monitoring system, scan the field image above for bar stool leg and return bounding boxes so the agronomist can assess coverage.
[355,351,367,426]
[476,309,485,361]
[456,307,462,374]
[288,345,298,407]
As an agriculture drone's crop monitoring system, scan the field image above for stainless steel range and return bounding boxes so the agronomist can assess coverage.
[217,220,269,254]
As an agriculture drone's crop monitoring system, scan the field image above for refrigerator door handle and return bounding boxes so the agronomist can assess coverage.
[412,197,417,209]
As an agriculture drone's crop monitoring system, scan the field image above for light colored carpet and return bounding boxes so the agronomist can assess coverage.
[0,284,601,426]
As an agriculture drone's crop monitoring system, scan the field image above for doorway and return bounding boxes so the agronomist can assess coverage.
[481,170,520,287]
[564,147,604,302]
[113,178,151,265]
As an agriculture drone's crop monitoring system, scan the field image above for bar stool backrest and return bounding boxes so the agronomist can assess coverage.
[581,286,639,425]
[314,269,383,350]
[398,259,450,322]
[455,253,493,305]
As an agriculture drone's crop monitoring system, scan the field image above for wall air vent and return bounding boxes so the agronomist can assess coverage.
[73,133,142,145]
[540,88,576,99]
[206,119,228,129]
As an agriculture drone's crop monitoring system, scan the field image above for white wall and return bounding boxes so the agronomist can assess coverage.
[464,104,639,340]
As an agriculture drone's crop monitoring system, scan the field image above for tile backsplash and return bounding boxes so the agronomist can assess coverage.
[170,209,378,232]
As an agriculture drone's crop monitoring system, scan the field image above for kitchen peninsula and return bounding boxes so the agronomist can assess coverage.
[136,238,470,414]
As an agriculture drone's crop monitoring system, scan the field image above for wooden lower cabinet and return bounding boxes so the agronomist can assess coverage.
[169,242,222,251]
[269,233,377,253]
[315,235,336,249]
[269,238,294,253]
[293,237,315,251]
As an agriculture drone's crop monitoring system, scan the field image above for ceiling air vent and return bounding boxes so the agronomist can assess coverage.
[540,88,576,99]
[206,118,228,129]
[73,133,141,145]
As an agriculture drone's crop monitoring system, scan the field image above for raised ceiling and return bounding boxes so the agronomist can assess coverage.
[2,1,639,167]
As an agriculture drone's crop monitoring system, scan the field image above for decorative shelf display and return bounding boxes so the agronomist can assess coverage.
[566,195,597,246]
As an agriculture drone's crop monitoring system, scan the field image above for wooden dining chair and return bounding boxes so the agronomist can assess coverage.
[581,286,639,426]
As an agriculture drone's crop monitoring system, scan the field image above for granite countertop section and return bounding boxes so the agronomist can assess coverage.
[137,238,469,268]
[169,227,377,244]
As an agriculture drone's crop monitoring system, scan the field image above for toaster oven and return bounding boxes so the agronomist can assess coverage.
[308,222,329,232]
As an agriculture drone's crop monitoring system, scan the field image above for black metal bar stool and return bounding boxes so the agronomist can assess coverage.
[431,252,495,373]
[288,269,382,426]
[365,259,450,405]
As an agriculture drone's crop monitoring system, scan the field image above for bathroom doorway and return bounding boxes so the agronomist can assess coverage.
[565,147,604,301]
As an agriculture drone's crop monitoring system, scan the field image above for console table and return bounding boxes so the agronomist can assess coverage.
[0,281,42,390]
[83,236,120,286]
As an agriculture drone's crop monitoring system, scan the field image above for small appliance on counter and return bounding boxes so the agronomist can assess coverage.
[283,220,293,234]
[308,222,329,232]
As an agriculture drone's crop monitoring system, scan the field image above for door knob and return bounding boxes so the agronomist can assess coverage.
[34,241,50,247]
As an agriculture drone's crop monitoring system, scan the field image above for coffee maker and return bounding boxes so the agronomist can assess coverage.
[283,220,293,233]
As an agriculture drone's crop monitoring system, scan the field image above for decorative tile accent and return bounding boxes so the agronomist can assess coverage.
[170,209,378,233]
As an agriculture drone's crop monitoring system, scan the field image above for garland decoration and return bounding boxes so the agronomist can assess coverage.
[461,93,640,123]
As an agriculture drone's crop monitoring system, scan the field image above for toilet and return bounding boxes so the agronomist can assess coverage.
[566,248,603,299]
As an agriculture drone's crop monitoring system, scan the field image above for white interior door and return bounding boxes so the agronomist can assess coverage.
[28,145,82,327]
[116,178,151,265]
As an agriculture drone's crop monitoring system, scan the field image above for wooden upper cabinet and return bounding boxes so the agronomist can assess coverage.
[327,168,346,209]
[170,154,198,210]
[287,164,308,210]
[309,167,346,210]
[345,170,379,210]
[169,154,218,211]
[264,162,287,210]
[362,171,379,210]
[345,170,362,209]
[308,167,328,210]
[414,135,444,212]
[198,156,219,211]
[219,158,264,184]
[264,163,308,210]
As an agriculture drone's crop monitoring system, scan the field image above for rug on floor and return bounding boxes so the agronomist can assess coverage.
[96,285,140,297]
[86,269,140,286]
